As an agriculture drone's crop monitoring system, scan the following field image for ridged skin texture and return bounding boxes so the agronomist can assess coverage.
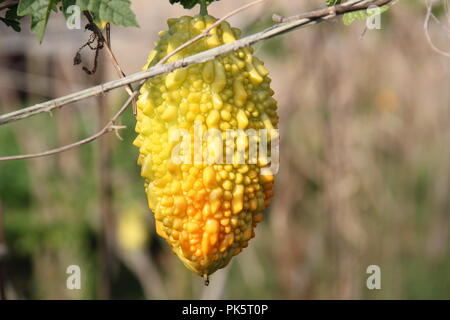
[133,15,278,276]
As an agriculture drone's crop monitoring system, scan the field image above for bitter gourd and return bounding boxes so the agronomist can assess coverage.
[133,15,278,277]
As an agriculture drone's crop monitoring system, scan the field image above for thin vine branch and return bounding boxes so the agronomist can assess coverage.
[0,0,392,128]
[83,11,138,114]
[0,0,394,161]
[159,0,267,66]
[424,0,450,57]
[272,0,392,23]
[0,0,267,161]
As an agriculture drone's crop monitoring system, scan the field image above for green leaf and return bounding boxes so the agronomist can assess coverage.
[17,0,55,42]
[343,10,366,26]
[326,0,341,6]
[0,5,22,32]
[60,0,76,19]
[169,0,219,10]
[343,5,390,26]
[61,0,77,10]
[76,0,138,27]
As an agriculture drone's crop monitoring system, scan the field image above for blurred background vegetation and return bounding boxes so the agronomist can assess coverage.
[0,0,449,299]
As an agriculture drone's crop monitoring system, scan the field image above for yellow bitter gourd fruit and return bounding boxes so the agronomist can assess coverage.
[133,15,278,277]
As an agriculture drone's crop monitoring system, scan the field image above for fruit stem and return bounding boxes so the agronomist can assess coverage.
[199,0,208,16]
